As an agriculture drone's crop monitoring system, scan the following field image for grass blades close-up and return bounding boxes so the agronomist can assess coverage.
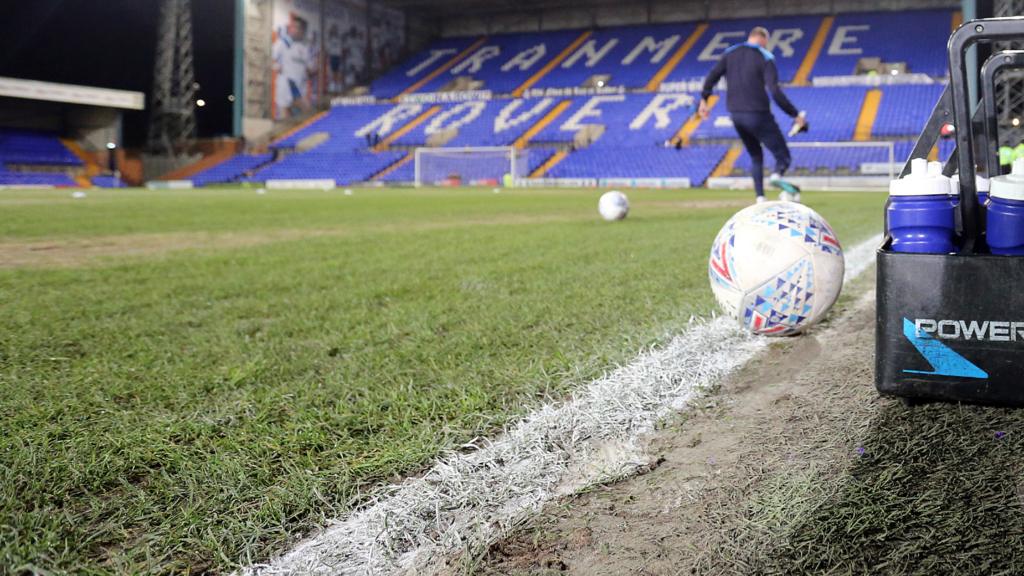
[0,187,884,574]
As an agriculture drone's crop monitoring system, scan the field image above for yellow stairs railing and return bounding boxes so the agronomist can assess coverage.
[530,150,569,177]
[792,16,834,86]
[371,152,413,181]
[645,24,708,92]
[61,138,101,187]
[513,31,593,97]
[711,144,744,178]
[853,89,883,141]
[513,100,573,150]
[272,110,329,146]
[398,37,489,97]
[373,106,442,151]
[672,94,718,146]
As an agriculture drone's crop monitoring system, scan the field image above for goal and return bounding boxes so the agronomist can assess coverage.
[787,141,898,181]
[414,146,529,187]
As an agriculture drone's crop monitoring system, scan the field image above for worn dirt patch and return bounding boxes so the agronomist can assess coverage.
[0,213,591,269]
[0,230,321,269]
[639,199,751,211]
[463,285,884,576]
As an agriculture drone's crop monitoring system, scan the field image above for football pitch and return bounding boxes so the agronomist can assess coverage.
[0,186,884,573]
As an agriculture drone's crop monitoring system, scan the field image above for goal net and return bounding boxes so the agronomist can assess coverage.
[717,141,900,191]
[414,146,529,187]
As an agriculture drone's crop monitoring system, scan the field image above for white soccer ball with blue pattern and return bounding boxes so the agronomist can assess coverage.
[598,191,629,221]
[708,201,845,336]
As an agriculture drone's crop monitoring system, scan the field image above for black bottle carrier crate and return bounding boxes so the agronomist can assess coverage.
[876,18,1024,406]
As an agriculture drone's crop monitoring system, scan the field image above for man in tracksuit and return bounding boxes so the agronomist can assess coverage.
[699,27,807,203]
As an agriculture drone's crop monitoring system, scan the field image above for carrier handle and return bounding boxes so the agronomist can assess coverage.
[980,50,1024,178]
[900,85,952,178]
[949,17,1024,250]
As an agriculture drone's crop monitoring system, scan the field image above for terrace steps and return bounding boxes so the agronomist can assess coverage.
[854,89,883,141]
[514,100,573,150]
[398,37,489,97]
[371,151,413,181]
[530,150,570,177]
[711,144,744,178]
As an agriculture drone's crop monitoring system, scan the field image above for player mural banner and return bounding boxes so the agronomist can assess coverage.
[270,0,405,120]
[272,0,322,119]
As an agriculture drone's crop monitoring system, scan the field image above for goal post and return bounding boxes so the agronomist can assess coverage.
[787,141,898,182]
[709,140,901,191]
[414,146,529,188]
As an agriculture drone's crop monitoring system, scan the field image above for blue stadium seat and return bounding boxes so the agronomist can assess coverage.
[0,129,82,167]
[873,84,945,138]
[692,86,867,142]
[252,150,406,185]
[550,144,727,184]
[91,175,127,188]
[533,23,699,90]
[371,37,481,98]
[395,30,585,95]
[0,169,77,187]
[192,154,273,186]
[812,10,952,77]
[665,15,823,84]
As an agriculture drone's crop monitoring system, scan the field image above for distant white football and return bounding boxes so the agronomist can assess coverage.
[708,201,845,336]
[71,191,87,199]
[598,191,629,221]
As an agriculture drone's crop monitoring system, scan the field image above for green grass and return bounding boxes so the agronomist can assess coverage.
[768,402,1024,575]
[0,186,884,574]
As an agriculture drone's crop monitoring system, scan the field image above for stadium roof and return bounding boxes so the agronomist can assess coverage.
[384,0,634,18]
[0,76,145,110]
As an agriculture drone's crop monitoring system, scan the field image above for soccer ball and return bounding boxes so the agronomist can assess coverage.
[598,191,629,221]
[708,201,845,336]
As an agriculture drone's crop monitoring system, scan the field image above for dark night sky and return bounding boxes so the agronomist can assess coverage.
[0,0,236,146]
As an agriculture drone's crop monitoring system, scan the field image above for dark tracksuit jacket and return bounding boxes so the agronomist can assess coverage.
[701,42,800,193]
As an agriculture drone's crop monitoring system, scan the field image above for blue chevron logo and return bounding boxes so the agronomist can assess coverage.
[902,318,988,379]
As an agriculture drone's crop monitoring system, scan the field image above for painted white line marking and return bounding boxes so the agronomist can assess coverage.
[244,234,883,576]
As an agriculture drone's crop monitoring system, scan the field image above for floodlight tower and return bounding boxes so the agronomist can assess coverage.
[994,0,1024,152]
[148,0,197,156]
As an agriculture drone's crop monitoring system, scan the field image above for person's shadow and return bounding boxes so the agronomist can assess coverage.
[770,399,1024,575]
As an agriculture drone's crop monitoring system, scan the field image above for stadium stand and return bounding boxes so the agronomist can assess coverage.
[733,145,891,175]
[0,129,82,166]
[399,30,586,95]
[663,15,823,84]
[192,153,273,186]
[531,23,700,90]
[370,36,482,98]
[811,10,952,77]
[691,86,868,142]
[0,170,78,187]
[203,9,957,188]
[91,175,127,188]
[872,84,946,138]
[0,128,83,187]
[252,150,407,185]
[550,144,729,183]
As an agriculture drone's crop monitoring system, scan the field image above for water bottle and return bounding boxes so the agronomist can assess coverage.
[987,157,1024,256]
[978,177,991,206]
[953,175,992,206]
[888,158,956,254]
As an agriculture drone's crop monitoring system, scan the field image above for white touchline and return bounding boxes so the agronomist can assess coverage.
[242,234,884,576]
